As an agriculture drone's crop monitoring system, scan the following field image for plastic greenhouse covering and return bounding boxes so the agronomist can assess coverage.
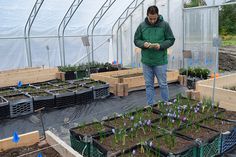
[0,0,223,71]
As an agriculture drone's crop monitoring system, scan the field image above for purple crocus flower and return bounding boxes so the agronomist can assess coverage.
[172,119,175,123]
[173,99,177,103]
[147,119,151,126]
[130,116,134,121]
[149,141,153,147]
[112,129,115,134]
[124,122,126,126]
[182,117,187,121]
[132,149,136,155]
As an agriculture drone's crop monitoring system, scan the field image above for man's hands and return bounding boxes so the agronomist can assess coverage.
[144,42,151,48]
[144,42,160,50]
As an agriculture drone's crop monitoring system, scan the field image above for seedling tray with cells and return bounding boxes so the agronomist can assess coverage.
[0,87,21,96]
[72,79,94,85]
[32,82,58,90]
[84,81,107,88]
[16,85,40,93]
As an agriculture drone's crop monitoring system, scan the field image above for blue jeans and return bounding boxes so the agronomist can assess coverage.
[142,63,169,105]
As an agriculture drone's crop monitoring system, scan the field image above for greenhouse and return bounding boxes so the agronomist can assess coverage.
[0,0,236,156]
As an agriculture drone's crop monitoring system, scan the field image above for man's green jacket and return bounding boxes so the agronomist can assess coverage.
[134,15,175,66]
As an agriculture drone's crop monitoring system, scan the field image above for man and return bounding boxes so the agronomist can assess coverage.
[134,5,175,105]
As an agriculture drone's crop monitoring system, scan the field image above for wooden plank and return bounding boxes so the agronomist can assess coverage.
[0,68,59,87]
[0,67,41,74]
[0,131,39,152]
[46,131,83,157]
[196,73,236,88]
[197,84,236,111]
[91,74,119,85]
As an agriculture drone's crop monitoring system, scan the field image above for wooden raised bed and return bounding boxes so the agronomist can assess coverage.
[196,73,236,111]
[90,68,179,96]
[0,130,82,157]
[0,67,59,88]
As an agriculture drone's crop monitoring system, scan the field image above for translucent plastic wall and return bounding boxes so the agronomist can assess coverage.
[1,0,184,71]
[183,7,219,71]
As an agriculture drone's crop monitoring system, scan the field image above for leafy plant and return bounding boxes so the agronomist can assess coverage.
[58,65,76,72]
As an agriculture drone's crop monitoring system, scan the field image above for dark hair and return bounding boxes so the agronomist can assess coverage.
[147,5,159,15]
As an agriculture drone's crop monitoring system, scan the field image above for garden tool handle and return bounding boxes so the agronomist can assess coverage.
[35,107,45,112]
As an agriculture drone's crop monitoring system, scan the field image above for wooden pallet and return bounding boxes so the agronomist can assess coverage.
[0,67,59,87]
[0,131,82,157]
[91,68,179,96]
[196,73,236,111]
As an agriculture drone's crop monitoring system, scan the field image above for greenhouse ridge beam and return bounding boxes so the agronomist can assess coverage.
[58,0,83,66]
[87,0,117,62]
[116,0,145,64]
[24,0,44,67]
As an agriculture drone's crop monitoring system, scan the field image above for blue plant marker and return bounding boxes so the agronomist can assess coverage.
[113,60,117,64]
[17,81,22,88]
[12,131,20,143]
[37,152,43,157]
[132,63,135,68]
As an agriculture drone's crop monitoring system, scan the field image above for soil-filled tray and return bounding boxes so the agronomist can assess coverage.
[93,126,162,156]
[0,88,21,96]
[16,85,39,93]
[50,82,75,89]
[3,93,33,118]
[29,91,53,97]
[217,110,236,121]
[175,125,219,143]
[152,117,183,132]
[199,118,236,133]
[117,144,159,157]
[104,109,160,129]
[72,79,94,85]
[29,91,55,111]
[84,81,107,88]
[48,89,75,108]
[70,122,112,139]
[47,79,64,84]
[32,82,58,90]
[67,85,88,92]
[4,94,31,102]
[0,143,62,157]
[149,134,197,156]
[0,96,9,119]
[152,97,198,114]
